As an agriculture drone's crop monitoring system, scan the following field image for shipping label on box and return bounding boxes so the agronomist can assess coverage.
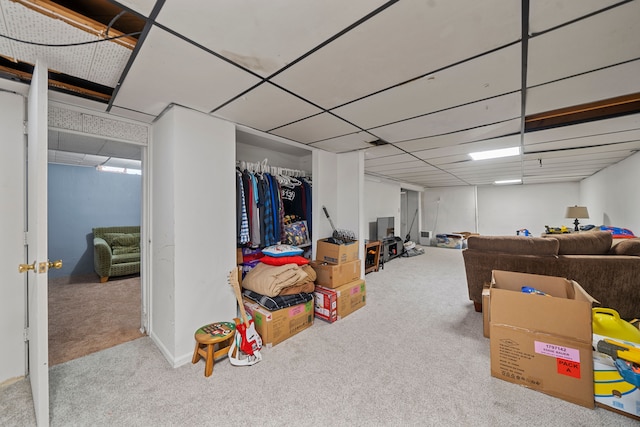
[316,238,359,264]
[592,333,640,420]
[243,298,314,348]
[314,286,338,323]
[317,279,366,320]
[310,259,361,288]
[488,270,597,409]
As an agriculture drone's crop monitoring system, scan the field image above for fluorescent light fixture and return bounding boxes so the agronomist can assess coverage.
[494,179,521,185]
[97,165,141,175]
[469,146,520,161]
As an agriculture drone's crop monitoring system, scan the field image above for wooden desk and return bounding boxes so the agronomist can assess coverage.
[365,241,381,274]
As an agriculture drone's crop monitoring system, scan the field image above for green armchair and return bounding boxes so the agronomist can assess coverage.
[93,226,141,283]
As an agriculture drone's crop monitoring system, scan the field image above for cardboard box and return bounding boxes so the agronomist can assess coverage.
[242,298,314,348]
[593,333,640,420]
[310,259,361,288]
[316,279,366,320]
[435,233,465,249]
[314,286,338,323]
[316,238,359,264]
[488,270,597,408]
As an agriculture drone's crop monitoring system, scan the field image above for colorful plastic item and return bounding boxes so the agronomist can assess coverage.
[592,308,640,344]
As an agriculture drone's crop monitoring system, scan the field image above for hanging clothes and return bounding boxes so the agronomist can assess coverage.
[236,163,311,249]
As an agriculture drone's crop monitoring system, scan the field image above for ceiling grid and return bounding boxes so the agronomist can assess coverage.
[0,0,638,187]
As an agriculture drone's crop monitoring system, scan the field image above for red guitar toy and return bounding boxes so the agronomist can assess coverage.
[228,267,262,366]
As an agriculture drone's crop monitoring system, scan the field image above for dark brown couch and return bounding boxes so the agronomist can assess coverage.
[462,231,640,320]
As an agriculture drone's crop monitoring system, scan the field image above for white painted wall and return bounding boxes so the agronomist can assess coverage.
[581,151,640,233]
[477,182,579,236]
[0,91,26,384]
[423,186,477,236]
[150,106,237,366]
[236,141,311,172]
[423,182,581,236]
[363,176,401,241]
[313,150,338,244]
[337,152,364,242]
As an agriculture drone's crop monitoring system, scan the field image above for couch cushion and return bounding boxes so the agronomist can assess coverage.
[609,238,640,256]
[549,231,612,255]
[101,232,125,247]
[108,233,140,255]
[112,252,140,264]
[466,235,559,256]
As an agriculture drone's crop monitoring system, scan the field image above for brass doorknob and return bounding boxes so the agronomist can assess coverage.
[48,260,63,269]
[19,262,36,273]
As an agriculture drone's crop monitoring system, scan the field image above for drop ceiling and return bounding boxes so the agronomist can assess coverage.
[1,0,639,187]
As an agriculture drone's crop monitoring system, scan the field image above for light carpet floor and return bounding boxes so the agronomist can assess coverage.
[1,246,637,426]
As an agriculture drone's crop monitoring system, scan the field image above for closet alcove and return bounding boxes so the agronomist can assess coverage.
[236,127,314,255]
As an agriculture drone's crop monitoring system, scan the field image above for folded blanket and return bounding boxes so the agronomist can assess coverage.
[242,289,313,311]
[301,264,316,282]
[278,281,315,295]
[242,262,309,297]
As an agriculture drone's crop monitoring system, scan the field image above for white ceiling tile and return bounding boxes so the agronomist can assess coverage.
[528,1,640,87]
[529,0,622,34]
[524,113,640,145]
[1,1,91,76]
[525,128,640,153]
[371,93,521,143]
[365,153,417,168]
[363,144,405,159]
[156,0,387,77]
[524,142,640,161]
[273,0,520,109]
[333,44,521,129]
[395,119,521,153]
[0,1,129,88]
[526,60,640,115]
[109,106,156,124]
[310,132,378,153]
[86,41,133,88]
[213,83,323,131]
[365,161,428,174]
[114,26,261,116]
[413,134,521,161]
[269,113,360,144]
[117,0,156,17]
[48,91,108,112]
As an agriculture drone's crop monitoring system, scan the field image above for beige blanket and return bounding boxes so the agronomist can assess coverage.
[242,262,309,297]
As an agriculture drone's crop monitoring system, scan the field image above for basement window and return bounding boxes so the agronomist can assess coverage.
[97,165,141,175]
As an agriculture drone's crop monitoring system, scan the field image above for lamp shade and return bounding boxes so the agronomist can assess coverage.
[565,206,589,219]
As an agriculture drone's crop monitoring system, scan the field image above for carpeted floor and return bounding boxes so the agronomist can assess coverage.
[3,247,637,426]
[48,275,144,366]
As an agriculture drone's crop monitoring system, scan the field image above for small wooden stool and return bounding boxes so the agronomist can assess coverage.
[192,321,236,377]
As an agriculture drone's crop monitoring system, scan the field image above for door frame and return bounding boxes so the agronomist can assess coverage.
[47,102,151,334]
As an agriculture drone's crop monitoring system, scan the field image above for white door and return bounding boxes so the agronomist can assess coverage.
[23,60,52,427]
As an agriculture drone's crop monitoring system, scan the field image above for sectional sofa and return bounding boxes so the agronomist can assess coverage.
[462,231,640,320]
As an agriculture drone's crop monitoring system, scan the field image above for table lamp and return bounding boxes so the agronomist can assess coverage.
[565,205,589,232]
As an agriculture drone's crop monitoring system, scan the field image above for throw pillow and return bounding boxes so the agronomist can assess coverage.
[112,234,139,247]
[101,232,125,247]
[609,239,640,256]
[260,255,309,266]
[261,244,303,257]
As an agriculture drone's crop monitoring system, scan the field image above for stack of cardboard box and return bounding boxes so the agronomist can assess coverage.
[236,248,314,349]
[312,238,366,323]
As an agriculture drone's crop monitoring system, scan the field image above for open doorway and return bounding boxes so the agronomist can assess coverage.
[47,129,146,366]
[400,189,420,243]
